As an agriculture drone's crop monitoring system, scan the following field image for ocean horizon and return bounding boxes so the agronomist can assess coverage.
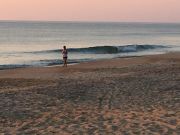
[0,21,180,69]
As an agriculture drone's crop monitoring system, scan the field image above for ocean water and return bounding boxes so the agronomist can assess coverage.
[0,21,180,69]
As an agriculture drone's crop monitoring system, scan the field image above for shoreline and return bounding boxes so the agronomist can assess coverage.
[0,52,179,79]
[0,51,170,71]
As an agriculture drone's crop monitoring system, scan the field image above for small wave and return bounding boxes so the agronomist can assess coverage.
[26,44,168,54]
[70,45,167,54]
[68,46,119,54]
[117,45,167,53]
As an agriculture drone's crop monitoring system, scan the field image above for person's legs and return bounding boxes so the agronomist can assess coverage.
[65,59,67,67]
[63,57,67,67]
[63,57,65,67]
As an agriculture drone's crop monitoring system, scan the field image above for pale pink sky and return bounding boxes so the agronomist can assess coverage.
[0,0,180,22]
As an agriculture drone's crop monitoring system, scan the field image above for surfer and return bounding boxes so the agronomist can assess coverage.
[62,46,68,67]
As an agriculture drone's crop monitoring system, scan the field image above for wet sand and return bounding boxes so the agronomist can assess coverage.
[0,52,180,134]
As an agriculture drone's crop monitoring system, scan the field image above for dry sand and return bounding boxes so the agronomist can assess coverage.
[0,52,180,134]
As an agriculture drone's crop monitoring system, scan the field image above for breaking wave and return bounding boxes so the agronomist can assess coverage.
[29,44,167,54]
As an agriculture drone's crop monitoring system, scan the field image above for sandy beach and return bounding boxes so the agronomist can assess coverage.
[0,52,180,134]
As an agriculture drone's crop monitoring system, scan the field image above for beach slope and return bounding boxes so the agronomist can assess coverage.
[0,53,180,134]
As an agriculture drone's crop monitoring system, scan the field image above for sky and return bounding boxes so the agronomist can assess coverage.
[0,0,180,22]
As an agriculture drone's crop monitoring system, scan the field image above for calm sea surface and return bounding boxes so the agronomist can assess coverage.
[0,21,180,69]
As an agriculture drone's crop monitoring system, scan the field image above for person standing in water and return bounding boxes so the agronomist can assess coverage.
[62,46,68,67]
